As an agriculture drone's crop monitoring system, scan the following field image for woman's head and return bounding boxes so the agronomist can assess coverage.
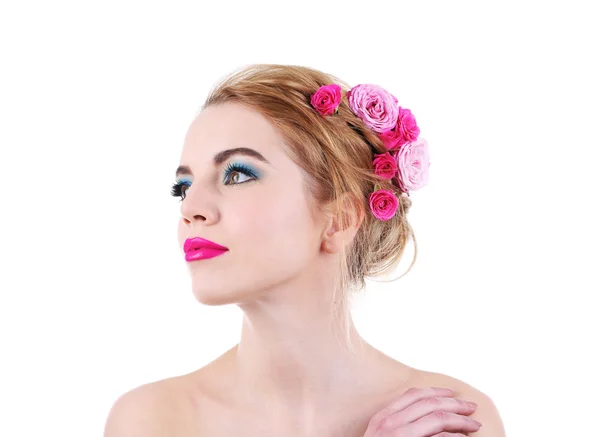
[176,64,416,351]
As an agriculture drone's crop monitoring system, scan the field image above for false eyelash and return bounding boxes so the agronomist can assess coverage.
[170,180,190,199]
[170,162,259,201]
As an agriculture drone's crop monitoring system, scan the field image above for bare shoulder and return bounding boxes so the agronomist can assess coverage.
[414,370,507,437]
[103,378,191,437]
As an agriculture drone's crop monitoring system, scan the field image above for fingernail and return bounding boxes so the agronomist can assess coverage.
[475,421,483,427]
[467,402,478,408]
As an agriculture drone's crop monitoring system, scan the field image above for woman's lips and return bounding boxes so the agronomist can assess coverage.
[184,237,228,253]
[185,247,228,262]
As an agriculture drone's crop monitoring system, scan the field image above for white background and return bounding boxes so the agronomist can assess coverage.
[1,1,598,436]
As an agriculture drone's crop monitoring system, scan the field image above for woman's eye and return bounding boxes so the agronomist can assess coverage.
[223,162,259,185]
[224,169,252,185]
[170,162,259,202]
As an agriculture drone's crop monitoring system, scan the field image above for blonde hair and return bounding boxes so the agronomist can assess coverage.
[200,64,417,355]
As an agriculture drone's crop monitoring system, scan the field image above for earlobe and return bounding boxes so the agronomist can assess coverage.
[323,233,346,254]
[322,216,341,254]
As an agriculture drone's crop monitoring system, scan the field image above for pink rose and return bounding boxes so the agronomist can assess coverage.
[310,84,342,116]
[378,107,421,151]
[372,152,397,180]
[347,84,399,133]
[395,137,431,192]
[369,189,399,221]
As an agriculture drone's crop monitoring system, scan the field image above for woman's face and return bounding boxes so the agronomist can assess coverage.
[176,102,328,306]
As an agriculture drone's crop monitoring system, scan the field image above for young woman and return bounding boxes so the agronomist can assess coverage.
[105,64,505,437]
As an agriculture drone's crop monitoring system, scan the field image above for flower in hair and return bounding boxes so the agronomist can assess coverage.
[394,137,430,192]
[378,107,421,151]
[347,84,399,133]
[310,84,342,116]
[372,152,398,180]
[369,189,399,221]
[309,81,430,221]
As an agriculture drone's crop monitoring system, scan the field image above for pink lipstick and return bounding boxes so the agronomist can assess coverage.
[184,237,228,262]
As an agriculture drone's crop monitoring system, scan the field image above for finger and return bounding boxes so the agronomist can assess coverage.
[431,434,468,437]
[408,410,483,436]
[374,387,455,420]
[405,397,478,423]
[383,396,478,428]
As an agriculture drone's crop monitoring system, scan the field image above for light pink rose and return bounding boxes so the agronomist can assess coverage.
[347,84,399,133]
[372,152,397,180]
[310,84,342,116]
[378,107,421,151]
[395,137,431,192]
[369,189,399,221]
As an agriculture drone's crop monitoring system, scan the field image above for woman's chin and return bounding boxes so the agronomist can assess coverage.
[191,288,232,306]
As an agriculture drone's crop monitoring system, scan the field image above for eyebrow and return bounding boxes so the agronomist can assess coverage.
[175,147,271,178]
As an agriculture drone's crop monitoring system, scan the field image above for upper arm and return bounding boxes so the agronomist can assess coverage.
[103,383,175,437]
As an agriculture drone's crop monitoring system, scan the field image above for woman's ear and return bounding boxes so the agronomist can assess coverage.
[321,192,365,254]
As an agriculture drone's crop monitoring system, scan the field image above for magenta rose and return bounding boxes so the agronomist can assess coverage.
[369,189,399,221]
[395,137,431,192]
[347,84,399,133]
[372,152,397,180]
[378,107,421,151]
[310,84,342,116]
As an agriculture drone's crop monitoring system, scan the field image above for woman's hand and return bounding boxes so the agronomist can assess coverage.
[362,386,483,437]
